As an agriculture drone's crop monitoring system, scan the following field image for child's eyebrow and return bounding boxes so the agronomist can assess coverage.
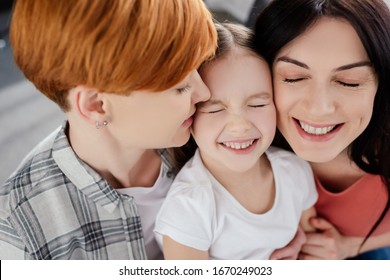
[198,92,272,108]
[246,92,272,101]
[198,99,224,107]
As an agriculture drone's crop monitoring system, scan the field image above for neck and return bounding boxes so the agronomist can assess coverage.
[67,121,161,189]
[207,156,270,189]
[310,149,365,192]
[202,154,275,214]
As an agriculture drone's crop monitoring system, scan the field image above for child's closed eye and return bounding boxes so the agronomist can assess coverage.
[204,108,224,114]
[248,104,266,108]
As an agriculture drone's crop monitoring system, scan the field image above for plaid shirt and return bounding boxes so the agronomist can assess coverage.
[0,122,172,259]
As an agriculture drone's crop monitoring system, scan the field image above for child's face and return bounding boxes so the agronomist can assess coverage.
[194,49,276,173]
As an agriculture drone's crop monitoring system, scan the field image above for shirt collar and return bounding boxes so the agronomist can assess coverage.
[52,122,121,212]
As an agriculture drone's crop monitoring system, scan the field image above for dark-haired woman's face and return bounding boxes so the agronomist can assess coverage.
[272,17,378,163]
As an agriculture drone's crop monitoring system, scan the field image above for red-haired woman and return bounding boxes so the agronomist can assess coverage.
[0,0,216,260]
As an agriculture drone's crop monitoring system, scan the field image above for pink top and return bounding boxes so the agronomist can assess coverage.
[315,174,390,237]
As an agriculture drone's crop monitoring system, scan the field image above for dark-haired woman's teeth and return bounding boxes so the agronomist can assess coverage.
[299,121,336,135]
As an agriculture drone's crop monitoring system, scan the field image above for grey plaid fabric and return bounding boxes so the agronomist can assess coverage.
[0,122,168,259]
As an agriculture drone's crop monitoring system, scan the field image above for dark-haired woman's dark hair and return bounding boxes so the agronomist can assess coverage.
[252,0,390,253]
[169,21,259,173]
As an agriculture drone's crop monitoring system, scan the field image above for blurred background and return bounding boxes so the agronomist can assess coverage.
[0,0,66,184]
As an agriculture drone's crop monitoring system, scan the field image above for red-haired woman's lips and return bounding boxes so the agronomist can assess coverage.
[182,116,193,128]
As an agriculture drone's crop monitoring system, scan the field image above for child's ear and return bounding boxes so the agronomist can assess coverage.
[69,85,106,126]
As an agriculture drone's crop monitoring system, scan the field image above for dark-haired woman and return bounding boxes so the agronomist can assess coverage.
[253,0,390,259]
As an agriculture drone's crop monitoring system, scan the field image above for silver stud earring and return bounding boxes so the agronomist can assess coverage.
[95,121,108,129]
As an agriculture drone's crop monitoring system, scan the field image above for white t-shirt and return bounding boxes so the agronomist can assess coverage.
[117,153,174,260]
[154,146,318,260]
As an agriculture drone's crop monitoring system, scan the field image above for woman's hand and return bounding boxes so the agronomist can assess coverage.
[298,217,359,260]
[269,227,307,260]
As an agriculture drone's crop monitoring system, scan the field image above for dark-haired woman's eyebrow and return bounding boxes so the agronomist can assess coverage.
[275,56,309,69]
[276,56,372,73]
[334,61,372,72]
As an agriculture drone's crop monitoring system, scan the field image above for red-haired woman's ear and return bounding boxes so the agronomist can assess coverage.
[68,85,105,126]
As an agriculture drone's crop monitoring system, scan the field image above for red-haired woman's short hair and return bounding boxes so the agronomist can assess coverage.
[10,0,217,111]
